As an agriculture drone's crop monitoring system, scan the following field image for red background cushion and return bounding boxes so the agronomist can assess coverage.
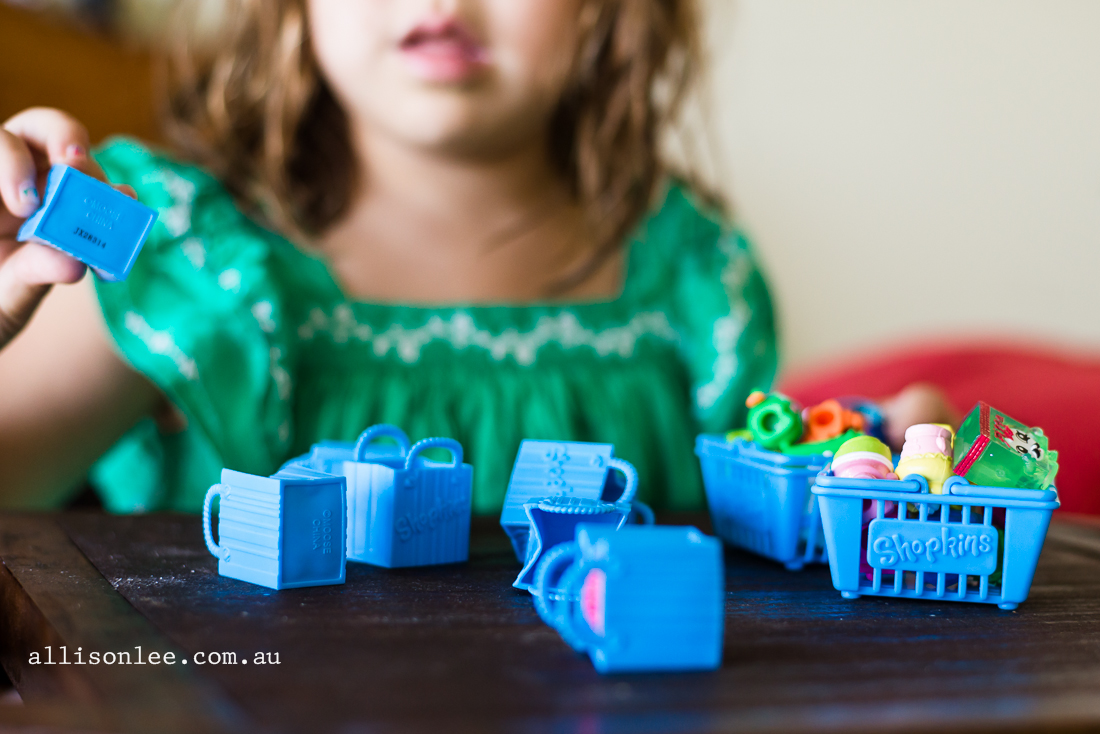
[778,342,1100,514]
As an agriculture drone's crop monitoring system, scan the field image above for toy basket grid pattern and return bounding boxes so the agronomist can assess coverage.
[695,436,828,571]
[813,474,1059,610]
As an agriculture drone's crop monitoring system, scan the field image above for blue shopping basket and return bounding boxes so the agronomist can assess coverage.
[695,435,829,570]
[813,473,1059,610]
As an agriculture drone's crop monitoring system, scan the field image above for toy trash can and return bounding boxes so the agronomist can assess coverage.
[533,524,725,674]
[341,434,473,568]
[500,440,643,564]
[813,473,1059,610]
[203,467,347,590]
[695,435,829,570]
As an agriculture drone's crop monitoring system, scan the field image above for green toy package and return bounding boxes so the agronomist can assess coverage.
[953,402,1059,491]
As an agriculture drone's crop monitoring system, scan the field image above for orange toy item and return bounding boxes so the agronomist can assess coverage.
[802,399,865,444]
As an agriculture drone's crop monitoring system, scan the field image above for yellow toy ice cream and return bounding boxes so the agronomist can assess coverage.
[894,423,955,494]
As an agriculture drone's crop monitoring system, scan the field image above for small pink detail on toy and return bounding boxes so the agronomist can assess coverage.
[580,568,607,637]
[834,456,897,480]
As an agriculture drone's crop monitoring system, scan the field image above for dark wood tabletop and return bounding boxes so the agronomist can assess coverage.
[1,512,1099,734]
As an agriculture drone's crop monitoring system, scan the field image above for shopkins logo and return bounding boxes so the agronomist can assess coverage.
[867,519,998,576]
[395,497,468,542]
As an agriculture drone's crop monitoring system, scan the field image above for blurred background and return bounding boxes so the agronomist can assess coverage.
[4,0,1097,373]
[2,0,1098,509]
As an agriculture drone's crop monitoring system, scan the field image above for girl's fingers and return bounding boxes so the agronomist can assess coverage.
[0,129,42,220]
[0,241,86,346]
[2,107,106,181]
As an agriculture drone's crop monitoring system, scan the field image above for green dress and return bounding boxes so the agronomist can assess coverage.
[89,138,777,514]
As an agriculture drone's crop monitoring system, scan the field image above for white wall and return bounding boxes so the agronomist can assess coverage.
[698,0,1100,371]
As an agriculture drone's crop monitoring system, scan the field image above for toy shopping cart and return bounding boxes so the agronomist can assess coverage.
[695,435,829,570]
[813,473,1059,610]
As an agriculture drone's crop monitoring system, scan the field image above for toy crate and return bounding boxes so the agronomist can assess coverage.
[813,473,1059,610]
[695,435,829,570]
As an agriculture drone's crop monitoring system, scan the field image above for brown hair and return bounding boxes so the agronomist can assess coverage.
[162,0,701,276]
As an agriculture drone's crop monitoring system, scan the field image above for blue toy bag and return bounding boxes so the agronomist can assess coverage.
[280,425,407,475]
[203,467,347,590]
[696,435,829,570]
[340,428,473,568]
[813,472,1059,609]
[533,524,725,673]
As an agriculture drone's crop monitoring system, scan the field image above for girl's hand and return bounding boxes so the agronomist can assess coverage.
[0,108,133,348]
[880,382,960,450]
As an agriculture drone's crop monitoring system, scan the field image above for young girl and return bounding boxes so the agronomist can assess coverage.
[0,0,947,513]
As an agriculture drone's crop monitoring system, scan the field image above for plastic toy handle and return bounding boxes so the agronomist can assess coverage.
[532,542,584,646]
[607,458,638,505]
[354,424,411,461]
[630,500,656,525]
[203,484,230,561]
[404,437,463,471]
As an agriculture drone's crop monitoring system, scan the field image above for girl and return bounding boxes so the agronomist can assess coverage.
[0,0,946,513]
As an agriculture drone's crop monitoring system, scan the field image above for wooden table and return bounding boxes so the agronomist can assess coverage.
[1,513,1099,734]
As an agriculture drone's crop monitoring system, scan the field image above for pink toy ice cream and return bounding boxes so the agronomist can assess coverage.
[831,436,897,480]
[895,423,955,494]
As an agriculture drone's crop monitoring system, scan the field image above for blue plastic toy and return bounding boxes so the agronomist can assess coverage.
[203,467,347,590]
[500,440,647,564]
[813,472,1059,609]
[512,495,631,592]
[340,427,473,568]
[695,435,829,570]
[17,164,157,282]
[533,524,725,674]
[280,426,408,475]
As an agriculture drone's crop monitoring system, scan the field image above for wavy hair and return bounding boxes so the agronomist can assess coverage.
[162,0,701,283]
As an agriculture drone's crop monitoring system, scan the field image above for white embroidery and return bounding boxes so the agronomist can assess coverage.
[142,169,196,237]
[124,312,198,380]
[180,237,206,269]
[269,347,292,400]
[694,239,755,411]
[298,309,678,366]
[218,268,242,293]
[252,301,276,333]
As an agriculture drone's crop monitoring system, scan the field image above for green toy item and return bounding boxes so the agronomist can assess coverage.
[953,402,1059,490]
[781,430,862,457]
[744,391,803,451]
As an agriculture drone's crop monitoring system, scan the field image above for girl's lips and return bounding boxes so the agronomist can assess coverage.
[399,19,490,83]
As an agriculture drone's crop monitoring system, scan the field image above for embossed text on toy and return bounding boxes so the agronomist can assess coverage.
[396,497,468,541]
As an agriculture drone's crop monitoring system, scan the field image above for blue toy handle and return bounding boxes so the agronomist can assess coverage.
[532,542,584,648]
[203,484,230,561]
[607,458,638,505]
[630,500,655,525]
[533,543,612,653]
[354,424,411,461]
[405,437,463,471]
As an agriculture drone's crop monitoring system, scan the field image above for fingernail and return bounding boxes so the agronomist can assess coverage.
[19,180,39,208]
[66,144,86,159]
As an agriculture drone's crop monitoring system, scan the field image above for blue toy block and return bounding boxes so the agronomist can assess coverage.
[340,432,473,568]
[533,524,725,674]
[17,164,157,282]
[813,472,1059,610]
[203,467,347,590]
[696,435,829,570]
[500,440,645,563]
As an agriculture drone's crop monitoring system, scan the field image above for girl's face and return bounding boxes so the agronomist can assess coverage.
[309,0,583,159]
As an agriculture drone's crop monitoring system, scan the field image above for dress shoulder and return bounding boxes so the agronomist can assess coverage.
[91,137,300,510]
[632,182,778,433]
